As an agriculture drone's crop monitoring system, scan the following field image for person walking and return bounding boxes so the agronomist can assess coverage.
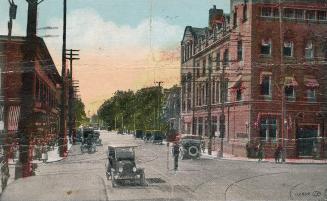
[274,145,282,163]
[257,143,264,162]
[172,142,180,172]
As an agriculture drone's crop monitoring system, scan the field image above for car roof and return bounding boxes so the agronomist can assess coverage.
[108,144,138,148]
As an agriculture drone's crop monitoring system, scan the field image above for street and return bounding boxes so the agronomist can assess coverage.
[1,131,327,201]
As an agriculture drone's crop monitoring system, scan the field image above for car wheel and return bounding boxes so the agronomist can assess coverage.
[188,146,199,158]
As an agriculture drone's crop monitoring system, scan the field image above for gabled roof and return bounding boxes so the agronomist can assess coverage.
[181,26,207,43]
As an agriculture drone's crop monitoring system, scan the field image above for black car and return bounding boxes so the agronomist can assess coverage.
[151,130,164,144]
[134,129,144,139]
[80,128,97,153]
[178,135,202,159]
[105,144,146,187]
[143,131,152,142]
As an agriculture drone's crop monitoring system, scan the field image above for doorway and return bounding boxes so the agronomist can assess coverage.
[297,125,318,156]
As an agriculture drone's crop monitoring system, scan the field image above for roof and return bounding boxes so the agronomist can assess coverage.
[0,35,62,84]
[107,144,138,148]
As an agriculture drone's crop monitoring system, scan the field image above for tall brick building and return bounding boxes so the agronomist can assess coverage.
[180,0,327,158]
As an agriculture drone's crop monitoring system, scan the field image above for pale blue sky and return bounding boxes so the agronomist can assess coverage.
[1,0,230,35]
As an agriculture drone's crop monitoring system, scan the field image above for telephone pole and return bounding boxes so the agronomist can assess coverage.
[66,49,79,144]
[155,81,163,130]
[207,55,213,155]
[218,58,226,158]
[59,0,67,157]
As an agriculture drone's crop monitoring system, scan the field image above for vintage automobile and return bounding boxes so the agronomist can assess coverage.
[105,144,146,187]
[143,131,152,142]
[80,128,97,153]
[178,135,203,160]
[150,130,164,144]
[94,130,102,146]
[134,129,144,139]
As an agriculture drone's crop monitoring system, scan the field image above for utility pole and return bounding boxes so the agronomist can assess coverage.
[8,0,17,40]
[278,0,287,163]
[207,55,213,155]
[59,0,67,157]
[155,81,163,130]
[66,49,79,144]
[218,59,226,158]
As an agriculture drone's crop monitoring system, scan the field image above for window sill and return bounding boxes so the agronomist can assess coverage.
[261,95,272,100]
[259,54,272,58]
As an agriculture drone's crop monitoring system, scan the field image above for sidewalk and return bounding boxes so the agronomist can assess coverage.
[201,149,327,164]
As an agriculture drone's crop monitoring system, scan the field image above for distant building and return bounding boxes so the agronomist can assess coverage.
[180,1,327,158]
[163,86,181,131]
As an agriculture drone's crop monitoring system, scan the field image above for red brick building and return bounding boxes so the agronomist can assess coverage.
[0,35,62,177]
[180,0,327,159]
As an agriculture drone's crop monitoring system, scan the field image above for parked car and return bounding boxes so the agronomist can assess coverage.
[105,144,146,187]
[151,130,164,144]
[94,130,102,146]
[178,135,202,160]
[143,131,152,143]
[80,128,97,153]
[134,129,144,139]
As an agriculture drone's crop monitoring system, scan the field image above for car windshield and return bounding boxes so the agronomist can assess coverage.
[115,147,134,160]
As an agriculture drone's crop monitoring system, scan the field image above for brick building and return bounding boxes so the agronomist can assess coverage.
[0,35,62,177]
[180,0,327,159]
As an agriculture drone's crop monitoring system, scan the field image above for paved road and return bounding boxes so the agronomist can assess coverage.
[1,131,327,201]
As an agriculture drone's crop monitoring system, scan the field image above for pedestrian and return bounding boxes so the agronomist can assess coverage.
[172,142,180,172]
[1,163,10,192]
[274,145,282,163]
[257,143,264,162]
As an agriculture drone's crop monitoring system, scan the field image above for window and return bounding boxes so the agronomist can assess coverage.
[212,82,216,104]
[261,7,272,17]
[216,52,221,70]
[237,40,243,61]
[284,8,295,18]
[285,86,295,100]
[261,39,271,55]
[236,88,242,101]
[295,9,304,19]
[202,59,206,75]
[273,8,280,17]
[233,8,237,27]
[196,62,200,77]
[220,79,228,102]
[260,117,277,140]
[307,88,316,102]
[306,10,316,20]
[283,41,293,57]
[215,81,220,103]
[305,41,314,59]
[318,11,327,21]
[243,2,248,21]
[223,49,229,66]
[261,75,271,96]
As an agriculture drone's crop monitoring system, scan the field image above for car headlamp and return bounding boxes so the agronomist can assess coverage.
[133,167,137,172]
[118,167,123,173]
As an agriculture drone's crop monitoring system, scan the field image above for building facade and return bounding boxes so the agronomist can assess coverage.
[180,0,327,158]
[0,36,62,177]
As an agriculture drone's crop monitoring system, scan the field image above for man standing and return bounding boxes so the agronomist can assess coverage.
[172,142,180,172]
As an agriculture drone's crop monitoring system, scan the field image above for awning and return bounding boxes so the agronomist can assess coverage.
[228,75,242,89]
[284,77,298,87]
[304,78,319,87]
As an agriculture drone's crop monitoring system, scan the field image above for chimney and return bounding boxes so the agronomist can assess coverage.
[208,5,224,29]
[26,0,38,38]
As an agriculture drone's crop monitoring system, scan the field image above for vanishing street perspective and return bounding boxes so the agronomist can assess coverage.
[1,0,327,201]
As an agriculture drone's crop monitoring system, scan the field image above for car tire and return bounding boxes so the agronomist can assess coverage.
[188,146,199,158]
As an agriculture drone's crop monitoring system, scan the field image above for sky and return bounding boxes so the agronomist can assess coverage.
[0,0,230,115]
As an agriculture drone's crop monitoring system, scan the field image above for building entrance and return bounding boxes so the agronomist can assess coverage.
[297,125,318,157]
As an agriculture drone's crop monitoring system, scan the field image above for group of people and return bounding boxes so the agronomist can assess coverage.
[257,143,284,163]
